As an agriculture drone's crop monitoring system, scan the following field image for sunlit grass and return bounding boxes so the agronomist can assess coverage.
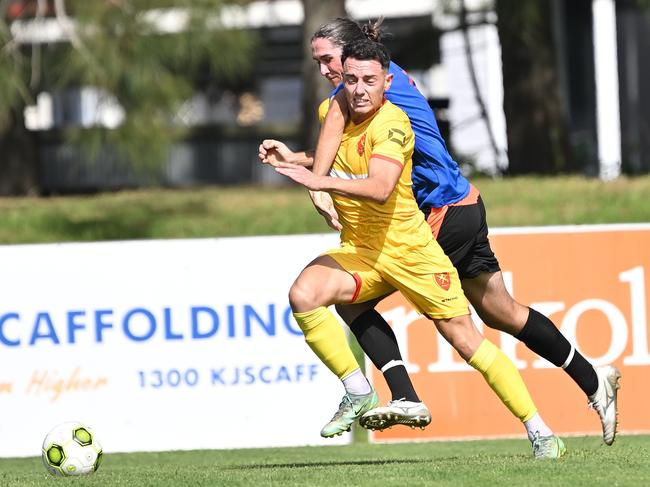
[1,435,648,486]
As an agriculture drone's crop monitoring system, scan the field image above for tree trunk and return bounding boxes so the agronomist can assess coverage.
[496,0,571,174]
[300,0,346,150]
[0,109,41,195]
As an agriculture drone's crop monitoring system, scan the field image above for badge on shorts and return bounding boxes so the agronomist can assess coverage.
[434,272,451,291]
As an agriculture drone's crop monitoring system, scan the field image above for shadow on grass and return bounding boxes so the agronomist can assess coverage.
[21,197,215,243]
[42,215,155,241]
[229,458,432,470]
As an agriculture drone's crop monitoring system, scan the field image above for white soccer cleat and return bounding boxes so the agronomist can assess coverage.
[359,399,431,431]
[588,365,621,446]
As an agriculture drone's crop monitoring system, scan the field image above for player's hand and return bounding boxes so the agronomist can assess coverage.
[258,139,294,167]
[274,162,324,191]
[309,190,342,232]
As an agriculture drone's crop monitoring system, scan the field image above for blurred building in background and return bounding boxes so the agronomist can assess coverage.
[7,0,650,192]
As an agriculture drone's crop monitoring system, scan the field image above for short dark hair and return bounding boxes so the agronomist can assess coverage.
[341,39,390,71]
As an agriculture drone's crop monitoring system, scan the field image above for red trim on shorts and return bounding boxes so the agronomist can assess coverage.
[426,184,480,238]
[350,272,362,303]
[371,153,404,168]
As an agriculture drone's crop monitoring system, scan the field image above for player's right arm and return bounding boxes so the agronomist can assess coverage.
[258,139,314,167]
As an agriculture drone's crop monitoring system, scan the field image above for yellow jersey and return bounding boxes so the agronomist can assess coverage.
[324,99,433,256]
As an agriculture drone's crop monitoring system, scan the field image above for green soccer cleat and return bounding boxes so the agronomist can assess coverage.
[320,390,379,438]
[532,432,566,459]
[359,399,431,431]
[588,365,621,446]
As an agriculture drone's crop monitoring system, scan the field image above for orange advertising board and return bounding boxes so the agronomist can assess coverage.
[370,224,650,442]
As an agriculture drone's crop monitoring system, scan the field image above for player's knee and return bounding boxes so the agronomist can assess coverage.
[440,327,474,360]
[451,335,478,362]
[435,316,482,361]
[479,299,528,334]
[288,279,320,312]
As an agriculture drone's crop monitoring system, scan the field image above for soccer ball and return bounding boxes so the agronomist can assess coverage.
[41,422,103,476]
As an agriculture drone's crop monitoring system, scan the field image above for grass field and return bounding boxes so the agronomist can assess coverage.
[1,435,649,486]
[0,175,649,244]
[1,176,648,485]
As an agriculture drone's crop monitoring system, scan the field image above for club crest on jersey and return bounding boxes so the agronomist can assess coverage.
[434,272,451,291]
[357,134,367,155]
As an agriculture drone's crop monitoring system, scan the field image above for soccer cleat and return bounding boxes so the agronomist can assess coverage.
[532,432,566,459]
[359,399,431,431]
[588,364,621,446]
[320,389,379,438]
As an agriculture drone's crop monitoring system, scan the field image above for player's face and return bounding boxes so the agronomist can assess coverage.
[342,57,393,123]
[311,37,344,87]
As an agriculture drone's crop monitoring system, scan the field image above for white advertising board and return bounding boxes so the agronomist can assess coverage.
[0,234,346,457]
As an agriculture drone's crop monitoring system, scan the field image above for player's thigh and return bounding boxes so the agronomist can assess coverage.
[461,271,528,334]
[325,247,395,306]
[290,255,359,311]
[382,240,469,320]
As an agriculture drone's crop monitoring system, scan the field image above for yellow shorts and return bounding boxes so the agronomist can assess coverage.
[324,240,469,320]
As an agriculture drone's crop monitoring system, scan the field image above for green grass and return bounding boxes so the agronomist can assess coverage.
[0,175,649,244]
[476,175,650,227]
[2,435,649,486]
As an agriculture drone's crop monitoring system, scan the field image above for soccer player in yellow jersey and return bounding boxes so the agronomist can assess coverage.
[273,39,565,458]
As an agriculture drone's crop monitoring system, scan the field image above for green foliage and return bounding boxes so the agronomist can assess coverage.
[0,0,257,170]
[3,435,650,486]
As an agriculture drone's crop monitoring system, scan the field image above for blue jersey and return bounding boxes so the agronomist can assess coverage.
[332,61,469,210]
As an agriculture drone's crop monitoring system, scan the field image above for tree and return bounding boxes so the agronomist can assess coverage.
[496,0,571,174]
[0,0,256,195]
[299,0,345,149]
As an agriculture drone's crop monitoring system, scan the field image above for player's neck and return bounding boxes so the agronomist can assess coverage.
[350,107,380,125]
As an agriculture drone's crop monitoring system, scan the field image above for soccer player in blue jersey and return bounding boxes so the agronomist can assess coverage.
[259,17,619,454]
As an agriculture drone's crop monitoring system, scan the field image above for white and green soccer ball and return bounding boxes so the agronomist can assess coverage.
[41,422,103,476]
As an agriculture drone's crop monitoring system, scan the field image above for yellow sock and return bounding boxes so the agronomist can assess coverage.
[294,307,360,380]
[468,339,537,422]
